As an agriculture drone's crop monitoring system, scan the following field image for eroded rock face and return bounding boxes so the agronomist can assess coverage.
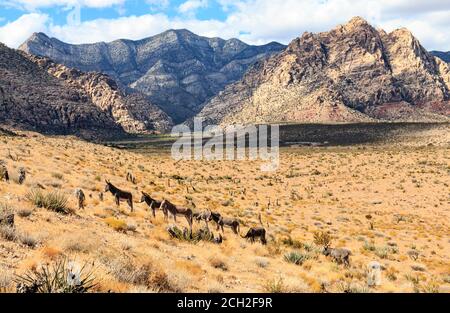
[0,44,172,139]
[197,17,450,126]
[0,43,121,139]
[24,54,173,134]
[19,30,285,123]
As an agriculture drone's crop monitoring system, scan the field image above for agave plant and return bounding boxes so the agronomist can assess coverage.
[14,257,97,293]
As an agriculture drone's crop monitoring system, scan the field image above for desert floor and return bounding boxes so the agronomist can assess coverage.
[0,125,449,293]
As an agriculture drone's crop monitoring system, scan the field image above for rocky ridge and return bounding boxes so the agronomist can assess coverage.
[196,17,450,126]
[19,30,285,123]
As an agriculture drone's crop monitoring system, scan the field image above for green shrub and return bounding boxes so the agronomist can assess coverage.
[284,251,311,265]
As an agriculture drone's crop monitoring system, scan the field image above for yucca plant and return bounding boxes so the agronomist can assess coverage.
[284,251,311,265]
[14,257,97,293]
[26,189,70,214]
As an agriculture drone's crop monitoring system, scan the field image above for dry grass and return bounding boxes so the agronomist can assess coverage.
[0,129,449,293]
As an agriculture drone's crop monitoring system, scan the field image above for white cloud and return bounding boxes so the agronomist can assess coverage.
[146,0,170,11]
[0,13,49,47]
[178,0,208,14]
[1,0,125,10]
[1,0,450,51]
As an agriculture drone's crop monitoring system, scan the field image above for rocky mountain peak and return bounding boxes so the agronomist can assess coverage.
[341,16,372,31]
[196,17,450,125]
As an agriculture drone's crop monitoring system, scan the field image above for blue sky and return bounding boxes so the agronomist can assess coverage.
[1,0,450,50]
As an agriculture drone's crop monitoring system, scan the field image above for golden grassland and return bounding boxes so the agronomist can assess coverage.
[0,129,449,293]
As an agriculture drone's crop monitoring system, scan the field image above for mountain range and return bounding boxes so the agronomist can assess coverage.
[431,51,450,63]
[196,17,450,126]
[1,18,449,138]
[19,30,285,124]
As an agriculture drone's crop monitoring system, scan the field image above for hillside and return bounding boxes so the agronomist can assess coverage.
[0,128,449,293]
[196,17,450,126]
[0,43,172,138]
[0,43,120,139]
[19,31,285,123]
[432,51,450,63]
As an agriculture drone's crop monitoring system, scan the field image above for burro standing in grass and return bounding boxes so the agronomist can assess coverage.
[159,200,193,231]
[241,227,267,245]
[75,189,86,210]
[0,163,9,182]
[18,167,26,184]
[104,180,134,212]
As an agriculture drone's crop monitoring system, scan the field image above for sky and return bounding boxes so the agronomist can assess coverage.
[0,0,449,50]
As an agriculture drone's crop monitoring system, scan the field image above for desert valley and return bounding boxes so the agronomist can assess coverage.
[0,16,449,293]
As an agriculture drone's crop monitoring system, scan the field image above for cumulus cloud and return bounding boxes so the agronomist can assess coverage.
[1,0,126,10]
[1,0,450,50]
[178,0,208,15]
[0,13,49,47]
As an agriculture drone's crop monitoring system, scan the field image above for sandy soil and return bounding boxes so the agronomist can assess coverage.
[0,127,449,293]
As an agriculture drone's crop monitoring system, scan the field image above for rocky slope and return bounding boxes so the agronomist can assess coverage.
[431,51,450,63]
[19,30,285,123]
[0,43,172,138]
[197,17,450,125]
[24,54,173,134]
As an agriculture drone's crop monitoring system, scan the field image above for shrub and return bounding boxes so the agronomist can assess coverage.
[0,225,16,241]
[284,251,311,265]
[255,257,269,268]
[209,257,228,271]
[51,172,64,180]
[45,191,69,213]
[17,208,32,218]
[335,281,371,293]
[26,189,70,214]
[313,231,332,247]
[263,277,285,293]
[281,237,302,249]
[14,257,97,293]
[104,217,128,232]
[0,225,38,248]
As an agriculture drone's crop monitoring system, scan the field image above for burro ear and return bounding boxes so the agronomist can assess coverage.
[141,191,145,195]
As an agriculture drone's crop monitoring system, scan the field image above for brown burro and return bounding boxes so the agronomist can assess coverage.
[159,200,193,230]
[210,212,240,235]
[104,180,134,212]
[241,227,267,245]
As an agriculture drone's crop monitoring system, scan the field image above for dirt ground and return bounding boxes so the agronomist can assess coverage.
[0,125,449,293]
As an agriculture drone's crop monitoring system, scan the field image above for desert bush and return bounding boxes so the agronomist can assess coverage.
[26,189,70,214]
[284,251,311,265]
[281,236,302,249]
[108,258,178,292]
[167,226,216,244]
[255,257,269,268]
[16,208,32,218]
[313,231,332,247]
[51,172,64,180]
[0,272,13,292]
[104,217,128,232]
[19,232,38,248]
[14,257,97,293]
[263,277,285,293]
[209,257,228,271]
[335,281,371,293]
[0,225,16,241]
[362,241,376,252]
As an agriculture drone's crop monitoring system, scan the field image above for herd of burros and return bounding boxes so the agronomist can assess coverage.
[101,179,268,245]
[1,164,352,265]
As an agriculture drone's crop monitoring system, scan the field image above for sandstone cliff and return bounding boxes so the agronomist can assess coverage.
[197,17,450,126]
